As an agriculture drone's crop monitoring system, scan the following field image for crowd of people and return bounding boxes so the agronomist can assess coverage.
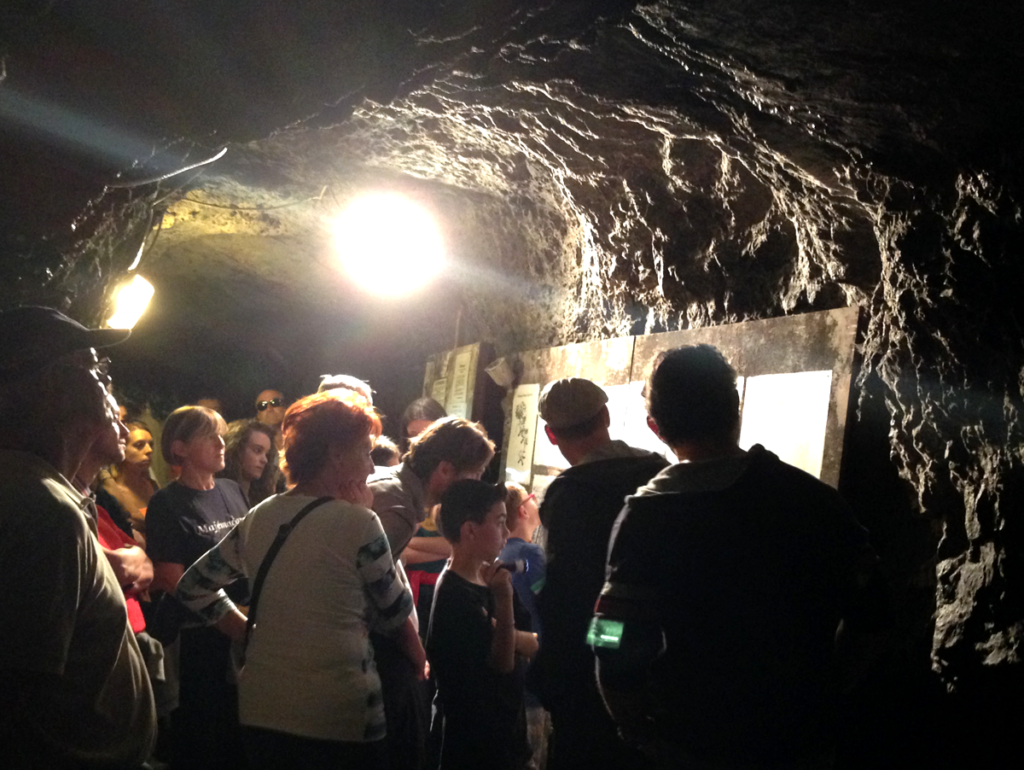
[1,306,889,770]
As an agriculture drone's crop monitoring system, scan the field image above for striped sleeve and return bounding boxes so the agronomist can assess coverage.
[357,513,413,633]
[176,524,247,623]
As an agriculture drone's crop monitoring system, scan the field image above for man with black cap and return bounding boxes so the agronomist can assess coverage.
[532,377,668,770]
[0,307,156,768]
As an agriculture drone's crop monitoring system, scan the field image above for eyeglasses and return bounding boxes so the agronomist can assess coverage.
[256,398,283,411]
[93,357,111,379]
[521,493,536,507]
[54,351,111,385]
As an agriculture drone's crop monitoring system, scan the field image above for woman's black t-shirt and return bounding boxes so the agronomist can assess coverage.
[147,478,249,604]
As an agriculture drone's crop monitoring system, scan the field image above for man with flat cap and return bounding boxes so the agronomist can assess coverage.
[532,377,668,770]
[0,307,156,768]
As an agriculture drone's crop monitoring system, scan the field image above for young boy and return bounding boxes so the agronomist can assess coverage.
[427,479,539,770]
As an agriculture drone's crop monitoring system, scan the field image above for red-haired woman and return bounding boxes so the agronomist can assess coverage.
[177,390,423,770]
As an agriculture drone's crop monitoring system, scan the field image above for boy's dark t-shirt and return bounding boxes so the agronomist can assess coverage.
[427,568,529,770]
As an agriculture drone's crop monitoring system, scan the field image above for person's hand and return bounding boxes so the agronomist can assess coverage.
[216,609,249,643]
[340,478,374,508]
[515,631,540,659]
[481,559,514,604]
[105,546,154,594]
[406,632,428,680]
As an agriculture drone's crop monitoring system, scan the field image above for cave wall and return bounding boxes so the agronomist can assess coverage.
[263,5,1023,696]
[2,0,1023,743]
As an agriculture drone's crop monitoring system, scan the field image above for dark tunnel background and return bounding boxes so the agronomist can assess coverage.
[2,1,1024,764]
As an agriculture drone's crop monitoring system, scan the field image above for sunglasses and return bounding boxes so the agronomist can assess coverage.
[256,398,283,411]
[521,493,536,507]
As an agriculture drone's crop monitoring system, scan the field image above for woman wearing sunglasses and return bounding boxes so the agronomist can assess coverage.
[254,389,287,432]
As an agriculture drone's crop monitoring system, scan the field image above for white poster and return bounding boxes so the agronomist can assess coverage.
[532,415,566,472]
[430,377,447,407]
[611,378,747,464]
[530,473,558,504]
[739,370,832,479]
[603,382,633,437]
[611,381,677,464]
[505,383,539,485]
[447,350,473,419]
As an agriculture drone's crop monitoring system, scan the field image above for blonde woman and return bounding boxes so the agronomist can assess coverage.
[146,405,249,770]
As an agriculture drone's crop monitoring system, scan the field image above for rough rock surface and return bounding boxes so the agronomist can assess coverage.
[2,0,1023,738]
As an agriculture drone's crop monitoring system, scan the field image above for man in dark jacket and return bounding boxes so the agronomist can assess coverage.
[592,345,888,768]
[533,377,668,770]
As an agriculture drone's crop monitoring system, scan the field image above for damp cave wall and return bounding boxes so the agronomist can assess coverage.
[2,1,1023,762]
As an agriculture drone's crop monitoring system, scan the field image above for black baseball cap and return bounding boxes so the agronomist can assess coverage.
[0,306,130,382]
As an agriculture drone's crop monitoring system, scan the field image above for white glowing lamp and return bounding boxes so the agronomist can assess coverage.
[106,274,155,330]
[332,193,445,295]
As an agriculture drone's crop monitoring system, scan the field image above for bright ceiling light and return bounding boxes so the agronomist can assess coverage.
[106,274,154,329]
[332,193,445,295]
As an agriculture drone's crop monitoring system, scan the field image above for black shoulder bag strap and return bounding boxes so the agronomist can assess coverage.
[243,496,333,660]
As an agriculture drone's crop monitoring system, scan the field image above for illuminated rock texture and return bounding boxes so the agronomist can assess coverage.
[1,0,1022,754]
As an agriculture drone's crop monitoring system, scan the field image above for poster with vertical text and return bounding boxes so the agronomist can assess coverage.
[505,383,540,486]
[447,350,474,419]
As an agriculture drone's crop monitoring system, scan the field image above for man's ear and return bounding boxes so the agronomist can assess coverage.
[600,405,611,429]
[646,415,664,442]
[430,460,456,490]
[544,424,558,446]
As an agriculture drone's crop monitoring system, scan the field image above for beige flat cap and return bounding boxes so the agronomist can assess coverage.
[538,377,608,429]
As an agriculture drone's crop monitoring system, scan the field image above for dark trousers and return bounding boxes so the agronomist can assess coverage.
[371,632,429,770]
[242,727,387,770]
[548,697,648,770]
[172,627,247,770]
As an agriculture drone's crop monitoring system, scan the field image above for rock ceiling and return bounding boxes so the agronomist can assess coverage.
[2,1,1023,687]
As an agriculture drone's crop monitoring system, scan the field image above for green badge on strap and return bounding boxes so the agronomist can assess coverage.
[587,617,625,650]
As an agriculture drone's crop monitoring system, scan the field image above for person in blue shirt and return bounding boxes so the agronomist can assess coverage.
[500,482,548,769]
[500,483,545,641]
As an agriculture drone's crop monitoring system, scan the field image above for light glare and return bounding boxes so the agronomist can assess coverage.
[107,274,155,330]
[333,194,444,295]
